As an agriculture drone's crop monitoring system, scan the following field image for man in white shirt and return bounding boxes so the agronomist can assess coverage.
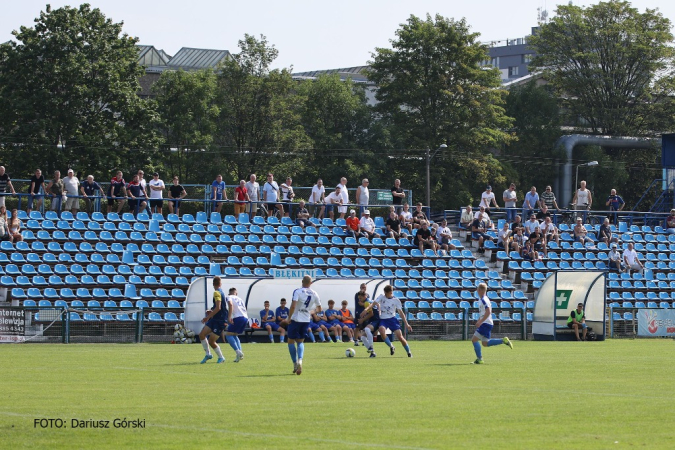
[262,173,282,217]
[524,215,541,235]
[336,177,349,219]
[359,210,380,239]
[281,276,321,375]
[324,186,343,221]
[223,287,248,362]
[137,170,147,192]
[309,178,326,219]
[148,172,165,214]
[480,185,498,213]
[542,217,559,246]
[436,219,455,252]
[503,183,517,223]
[608,243,623,272]
[279,177,295,217]
[362,285,413,357]
[63,169,80,215]
[623,243,643,275]
[356,178,370,215]
[245,174,260,218]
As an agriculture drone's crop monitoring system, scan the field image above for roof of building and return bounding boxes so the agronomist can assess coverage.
[292,66,372,83]
[166,47,231,70]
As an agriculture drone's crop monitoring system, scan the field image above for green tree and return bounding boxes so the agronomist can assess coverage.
[0,3,158,178]
[367,14,515,209]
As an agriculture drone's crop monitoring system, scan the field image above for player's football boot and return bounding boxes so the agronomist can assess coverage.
[296,362,302,375]
[200,354,213,364]
[472,358,484,364]
[216,357,225,364]
[503,337,513,349]
[370,352,377,358]
[390,345,395,356]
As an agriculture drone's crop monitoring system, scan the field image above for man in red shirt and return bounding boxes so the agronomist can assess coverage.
[345,209,360,238]
[234,180,250,217]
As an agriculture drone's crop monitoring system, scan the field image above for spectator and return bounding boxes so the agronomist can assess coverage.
[605,189,624,224]
[573,217,589,246]
[567,303,588,341]
[260,300,285,343]
[471,213,489,253]
[0,206,7,241]
[436,219,455,253]
[275,298,290,343]
[325,300,344,343]
[522,186,539,219]
[512,228,526,255]
[167,176,187,216]
[412,202,428,229]
[511,215,524,234]
[356,178,370,215]
[310,305,331,343]
[598,217,617,245]
[345,209,360,237]
[107,171,126,214]
[211,174,227,215]
[399,203,413,233]
[386,210,401,239]
[7,208,22,243]
[542,217,559,247]
[126,174,147,215]
[80,175,102,215]
[245,174,260,219]
[522,239,539,261]
[0,166,16,209]
[497,222,511,250]
[460,205,474,229]
[309,178,325,219]
[336,177,349,219]
[391,179,405,212]
[338,301,356,343]
[46,170,65,212]
[295,200,310,228]
[539,185,560,211]
[137,170,147,193]
[359,210,380,239]
[623,242,644,275]
[62,169,81,215]
[480,185,498,215]
[524,214,540,235]
[148,172,165,215]
[233,180,250,217]
[473,205,487,219]
[667,209,675,234]
[415,220,437,255]
[536,204,551,221]
[324,186,343,221]
[280,177,295,217]
[572,180,593,220]
[27,169,45,214]
[503,183,517,223]
[608,243,623,272]
[529,226,545,255]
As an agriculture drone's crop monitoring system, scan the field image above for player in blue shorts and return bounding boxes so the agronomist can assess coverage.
[260,300,285,343]
[197,276,226,364]
[281,276,321,375]
[472,283,513,364]
[276,298,290,343]
[324,299,344,343]
[311,305,331,343]
[223,288,248,363]
[363,285,413,357]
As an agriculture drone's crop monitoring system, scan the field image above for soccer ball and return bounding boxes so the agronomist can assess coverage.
[186,330,195,338]
[173,331,180,338]
[181,337,187,343]
[174,324,181,331]
[346,348,355,358]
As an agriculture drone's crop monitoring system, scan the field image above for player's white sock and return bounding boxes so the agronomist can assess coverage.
[214,346,224,359]
[364,328,374,348]
[202,340,211,355]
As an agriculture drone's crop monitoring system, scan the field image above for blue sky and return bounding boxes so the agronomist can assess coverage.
[1,0,673,72]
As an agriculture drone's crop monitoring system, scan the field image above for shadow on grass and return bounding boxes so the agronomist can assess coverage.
[238,374,296,378]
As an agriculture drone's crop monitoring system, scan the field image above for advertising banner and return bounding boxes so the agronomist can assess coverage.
[637,309,675,337]
[0,307,25,343]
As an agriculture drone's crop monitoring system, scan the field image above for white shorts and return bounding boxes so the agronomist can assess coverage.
[65,197,79,210]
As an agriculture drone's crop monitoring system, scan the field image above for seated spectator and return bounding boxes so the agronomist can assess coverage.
[8,208,22,243]
[608,243,623,272]
[399,203,413,233]
[667,209,675,234]
[414,220,437,255]
[542,217,559,246]
[259,300,285,343]
[512,228,526,255]
[310,305,331,343]
[411,202,428,229]
[528,226,544,254]
[386,211,402,239]
[325,300,344,343]
[536,204,551,221]
[324,186,343,221]
[345,209,360,237]
[573,217,589,245]
[473,205,487,219]
[295,200,310,228]
[567,302,588,341]
[497,222,512,250]
[338,300,356,343]
[436,219,455,253]
[359,210,380,239]
[524,215,540,235]
[0,206,8,241]
[522,239,539,261]
[511,215,524,234]
[598,217,617,244]
[471,213,490,254]
[460,205,473,229]
[623,242,644,275]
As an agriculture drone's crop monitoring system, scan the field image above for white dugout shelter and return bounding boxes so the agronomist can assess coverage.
[532,271,606,341]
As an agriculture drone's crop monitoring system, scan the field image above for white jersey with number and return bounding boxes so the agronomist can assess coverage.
[291,287,321,322]
[478,295,493,326]
[227,295,248,319]
[374,294,402,319]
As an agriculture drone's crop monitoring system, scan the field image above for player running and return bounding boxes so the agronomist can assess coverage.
[223,287,248,363]
[281,275,321,375]
[358,291,379,357]
[362,285,413,357]
[198,276,227,364]
[471,283,513,364]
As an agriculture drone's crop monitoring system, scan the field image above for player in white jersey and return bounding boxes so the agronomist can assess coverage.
[472,283,513,364]
[281,275,321,375]
[362,285,413,357]
[223,288,248,363]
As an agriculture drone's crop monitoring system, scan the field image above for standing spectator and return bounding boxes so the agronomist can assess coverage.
[233,180,250,217]
[27,169,45,214]
[137,170,147,194]
[295,200,310,228]
[148,172,165,215]
[324,186,343,221]
[107,171,126,214]
[356,178,370,215]
[126,174,147,215]
[0,166,16,209]
[309,178,325,219]
[539,185,560,211]
[502,183,517,223]
[667,209,675,234]
[605,189,624,224]
[460,205,474,229]
[399,203,413,233]
[275,298,290,343]
[62,169,80,215]
[573,217,589,246]
[572,180,593,221]
[8,208,22,243]
[411,202,428,229]
[211,174,227,215]
[608,243,623,272]
[623,242,644,275]
[598,217,617,245]
[260,300,284,344]
[280,177,295,217]
[436,219,455,253]
[345,209,360,237]
[167,176,187,216]
[480,185,498,215]
[46,170,64,212]
[262,173,281,217]
[385,210,401,239]
[359,210,380,239]
[391,179,405,212]
[414,221,437,255]
[336,177,349,219]
[245,174,260,219]
[522,186,539,219]
[80,175,102,215]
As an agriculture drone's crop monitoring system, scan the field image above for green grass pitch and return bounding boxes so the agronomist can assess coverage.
[1,339,673,449]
